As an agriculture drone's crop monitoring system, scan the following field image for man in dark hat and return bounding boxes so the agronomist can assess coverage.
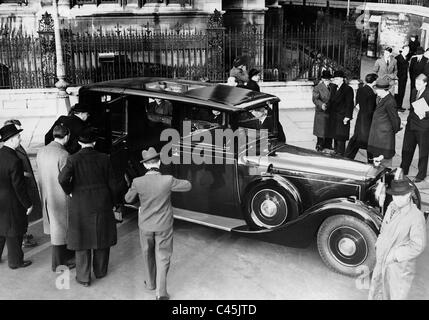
[3,119,41,248]
[395,45,409,112]
[58,127,118,287]
[367,78,401,168]
[400,73,429,183]
[44,102,90,154]
[327,70,354,155]
[125,147,192,300]
[246,69,261,92]
[407,35,420,61]
[313,70,335,151]
[0,124,33,269]
[409,47,427,95]
[369,171,426,300]
[230,56,249,87]
[345,73,378,161]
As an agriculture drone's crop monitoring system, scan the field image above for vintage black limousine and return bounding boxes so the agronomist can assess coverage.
[78,77,421,276]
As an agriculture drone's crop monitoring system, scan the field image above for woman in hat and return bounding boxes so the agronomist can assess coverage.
[369,172,426,300]
[367,78,401,167]
[229,56,249,87]
[246,69,261,92]
[312,70,335,151]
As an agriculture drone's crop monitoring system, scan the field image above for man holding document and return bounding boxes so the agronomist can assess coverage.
[400,74,429,183]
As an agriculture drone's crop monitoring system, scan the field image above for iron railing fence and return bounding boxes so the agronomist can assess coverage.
[0,22,361,89]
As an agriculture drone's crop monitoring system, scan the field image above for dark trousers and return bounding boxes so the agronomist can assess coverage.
[139,227,173,297]
[334,140,346,156]
[52,245,75,272]
[345,135,373,162]
[396,77,407,108]
[75,248,110,283]
[400,126,429,180]
[0,235,24,268]
[316,137,333,150]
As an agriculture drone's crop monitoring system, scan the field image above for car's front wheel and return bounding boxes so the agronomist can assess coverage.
[317,215,377,277]
[244,182,299,230]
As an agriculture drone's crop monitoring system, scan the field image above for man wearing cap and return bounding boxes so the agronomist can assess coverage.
[368,78,401,167]
[312,70,335,151]
[369,175,426,300]
[400,73,429,183]
[44,103,90,154]
[125,147,192,300]
[0,124,33,269]
[58,127,118,287]
[246,69,261,92]
[327,70,354,156]
[37,125,76,271]
[409,47,427,94]
[372,47,397,96]
[345,73,378,161]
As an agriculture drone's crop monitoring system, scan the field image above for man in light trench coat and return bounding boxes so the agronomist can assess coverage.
[36,125,75,271]
[368,175,427,300]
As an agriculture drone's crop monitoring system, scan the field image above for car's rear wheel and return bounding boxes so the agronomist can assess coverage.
[244,182,299,230]
[317,215,377,277]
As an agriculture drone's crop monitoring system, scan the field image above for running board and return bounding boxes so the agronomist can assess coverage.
[172,207,247,232]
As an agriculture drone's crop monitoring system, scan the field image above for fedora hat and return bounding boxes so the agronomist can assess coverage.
[0,124,22,142]
[333,70,345,78]
[72,103,90,113]
[78,127,97,144]
[374,78,390,90]
[248,68,260,78]
[141,147,160,163]
[321,70,332,79]
[386,179,414,195]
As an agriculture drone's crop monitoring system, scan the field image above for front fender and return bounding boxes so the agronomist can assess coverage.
[233,197,382,248]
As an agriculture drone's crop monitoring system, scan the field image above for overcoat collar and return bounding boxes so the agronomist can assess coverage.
[49,141,66,150]
[1,145,17,155]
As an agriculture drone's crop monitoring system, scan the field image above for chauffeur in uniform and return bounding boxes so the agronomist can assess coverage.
[0,124,33,269]
[45,103,90,154]
[125,147,192,300]
[58,128,118,286]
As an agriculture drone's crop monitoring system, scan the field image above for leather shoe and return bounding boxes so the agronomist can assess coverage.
[76,278,90,287]
[156,295,170,300]
[9,260,32,269]
[414,177,424,183]
[66,262,76,270]
[397,107,406,113]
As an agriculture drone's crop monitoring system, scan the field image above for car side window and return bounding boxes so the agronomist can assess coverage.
[183,106,225,132]
[146,98,173,126]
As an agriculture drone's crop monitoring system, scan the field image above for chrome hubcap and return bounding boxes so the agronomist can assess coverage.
[260,200,278,218]
[338,237,357,257]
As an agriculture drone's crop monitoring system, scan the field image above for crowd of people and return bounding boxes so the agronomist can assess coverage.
[312,44,428,300]
[0,103,192,300]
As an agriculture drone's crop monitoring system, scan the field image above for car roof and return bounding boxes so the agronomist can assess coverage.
[79,77,280,112]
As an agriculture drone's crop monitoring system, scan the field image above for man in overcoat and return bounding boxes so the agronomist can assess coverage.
[312,70,334,151]
[395,46,409,112]
[372,47,398,96]
[37,125,75,271]
[369,176,426,300]
[409,47,426,95]
[4,119,41,248]
[125,147,192,300]
[367,78,402,167]
[0,124,33,269]
[345,73,378,161]
[45,103,90,154]
[400,73,429,183]
[58,128,118,286]
[327,70,354,156]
